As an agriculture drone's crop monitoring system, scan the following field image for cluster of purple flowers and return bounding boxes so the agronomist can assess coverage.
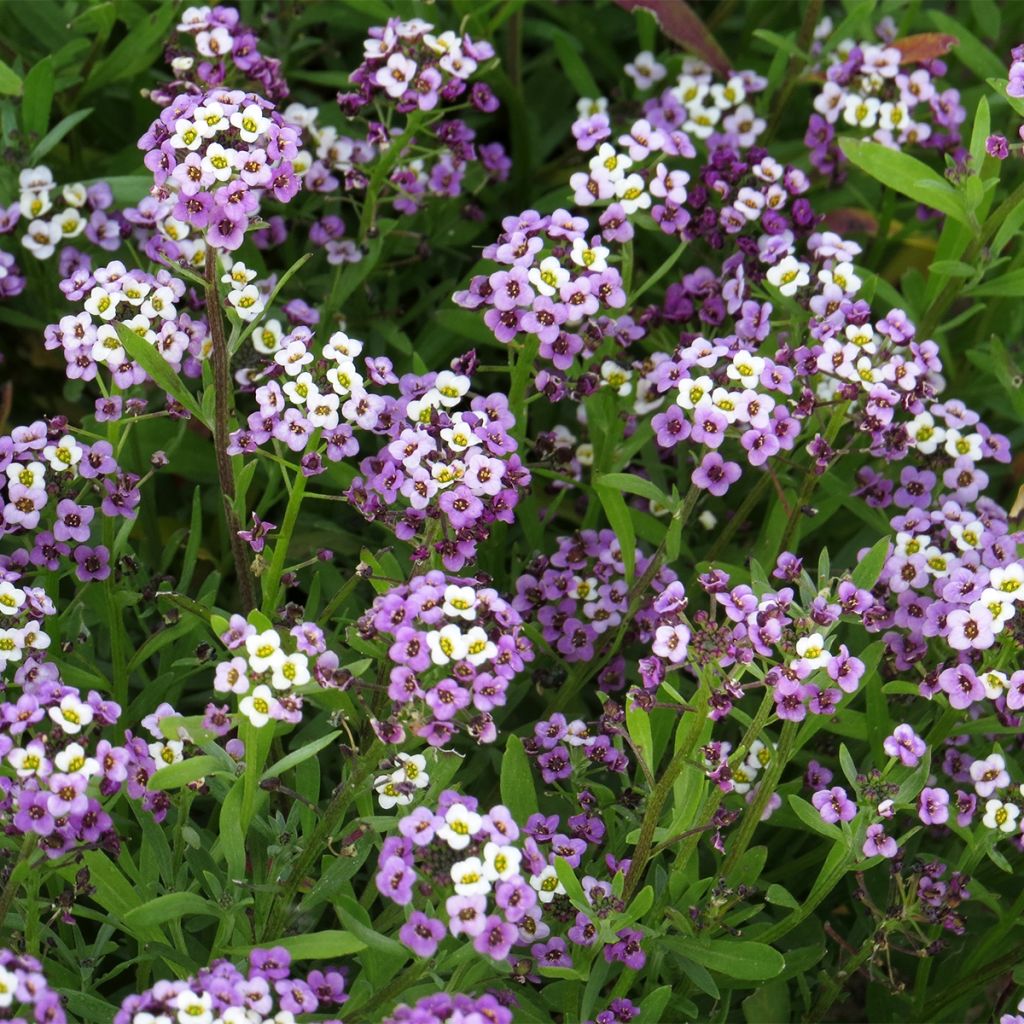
[45,259,210,387]
[376,790,643,972]
[0,948,67,1023]
[139,87,302,253]
[984,46,1024,160]
[115,946,347,1023]
[513,530,680,685]
[153,5,289,105]
[525,709,630,785]
[455,219,635,398]
[0,577,158,855]
[382,991,513,1024]
[805,23,965,178]
[1,417,140,580]
[358,573,533,747]
[453,207,636,389]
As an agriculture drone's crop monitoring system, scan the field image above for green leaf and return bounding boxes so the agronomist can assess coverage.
[551,31,601,98]
[262,730,341,781]
[967,269,1024,298]
[851,535,890,589]
[765,883,799,909]
[500,734,538,821]
[30,107,94,163]
[838,743,858,788]
[787,794,842,841]
[838,138,971,227]
[124,892,221,930]
[928,260,975,279]
[553,856,589,913]
[596,471,670,508]
[148,755,227,791]
[665,936,785,981]
[83,1,177,96]
[594,480,636,582]
[248,931,366,959]
[0,59,22,97]
[929,11,1005,79]
[626,704,654,773]
[21,56,54,138]
[115,323,205,422]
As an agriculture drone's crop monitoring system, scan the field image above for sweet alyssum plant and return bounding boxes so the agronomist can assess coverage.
[1,1,1024,1022]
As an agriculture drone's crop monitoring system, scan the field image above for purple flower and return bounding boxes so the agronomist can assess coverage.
[692,451,741,496]
[473,915,518,960]
[812,786,857,824]
[918,787,950,825]
[883,723,926,767]
[73,545,111,582]
[399,911,446,956]
[862,823,897,858]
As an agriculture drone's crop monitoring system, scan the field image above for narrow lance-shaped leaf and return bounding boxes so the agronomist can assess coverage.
[115,323,206,423]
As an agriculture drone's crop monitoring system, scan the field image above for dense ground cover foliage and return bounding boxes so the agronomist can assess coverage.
[1,0,1024,1020]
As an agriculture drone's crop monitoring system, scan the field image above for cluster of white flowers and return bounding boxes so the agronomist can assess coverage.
[723,739,774,795]
[374,752,430,809]
[215,628,310,727]
[0,580,52,670]
[17,166,118,260]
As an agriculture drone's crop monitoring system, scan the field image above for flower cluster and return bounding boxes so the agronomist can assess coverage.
[805,21,965,178]
[154,5,289,105]
[513,530,680,687]
[347,373,531,570]
[0,578,159,854]
[8,166,122,267]
[359,572,533,747]
[453,207,635,386]
[46,259,210,387]
[575,55,768,155]
[376,790,643,972]
[343,17,496,114]
[115,946,347,1023]
[0,949,67,1023]
[382,991,513,1024]
[140,87,302,252]
[985,46,1024,159]
[214,612,345,729]
[1,417,141,578]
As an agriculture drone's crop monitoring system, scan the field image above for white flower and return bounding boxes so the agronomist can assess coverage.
[440,413,481,452]
[43,435,82,474]
[905,412,945,454]
[228,284,265,322]
[943,429,983,462]
[374,774,413,810]
[148,740,185,767]
[600,361,632,396]
[324,331,364,360]
[990,565,1024,599]
[21,219,62,259]
[195,25,232,59]
[843,94,881,128]
[175,989,213,1024]
[451,856,492,896]
[427,624,468,666]
[270,652,310,691]
[981,670,1009,701]
[84,286,119,320]
[433,370,470,407]
[576,96,609,117]
[529,865,565,903]
[19,165,54,193]
[231,103,271,143]
[326,359,363,396]
[443,584,478,620]
[275,340,315,376]
[202,142,235,181]
[56,207,86,239]
[745,739,773,774]
[482,842,522,882]
[766,256,810,297]
[48,693,94,734]
[624,50,666,90]
[675,375,714,411]
[245,629,285,673]
[0,966,20,1007]
[438,803,483,850]
[19,190,52,220]
[971,754,1009,797]
[253,318,285,355]
[615,173,650,214]
[462,626,497,667]
[726,351,764,384]
[795,632,829,669]
[570,237,609,271]
[8,745,48,779]
[589,143,632,183]
[239,684,279,728]
[393,752,429,789]
[528,256,570,297]
[982,798,1019,834]
[0,582,26,616]
[221,260,256,286]
[730,761,757,794]
[819,262,862,295]
[376,53,417,98]
[169,117,203,151]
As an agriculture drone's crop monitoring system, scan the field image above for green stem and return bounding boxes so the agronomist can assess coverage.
[630,239,687,304]
[205,250,256,612]
[623,676,710,901]
[0,834,37,930]
[261,743,380,940]
[260,454,312,617]
[919,945,1024,1023]
[804,930,878,1022]
[721,719,797,878]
